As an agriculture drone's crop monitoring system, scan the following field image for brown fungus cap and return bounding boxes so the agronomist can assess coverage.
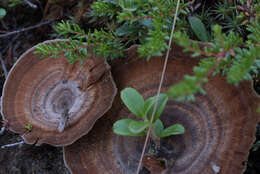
[63,44,259,174]
[1,39,117,146]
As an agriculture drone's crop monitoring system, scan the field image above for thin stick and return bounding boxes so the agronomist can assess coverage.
[43,0,50,18]
[135,0,181,173]
[0,20,54,38]
[1,141,24,149]
[0,127,5,135]
[23,0,37,9]
[1,34,20,54]
[0,97,5,136]
[0,53,8,79]
[0,30,8,34]
[34,0,43,12]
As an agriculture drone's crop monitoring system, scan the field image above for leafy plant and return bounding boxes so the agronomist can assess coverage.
[188,16,209,42]
[168,19,260,101]
[34,20,124,62]
[35,0,189,61]
[34,0,260,104]
[0,8,6,19]
[113,88,185,138]
[24,124,32,132]
[212,0,234,21]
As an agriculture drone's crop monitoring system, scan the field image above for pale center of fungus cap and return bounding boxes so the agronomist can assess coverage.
[35,79,85,123]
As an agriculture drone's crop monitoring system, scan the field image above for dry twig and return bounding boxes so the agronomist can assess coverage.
[1,141,24,149]
[23,0,37,9]
[0,53,8,79]
[1,34,20,54]
[0,127,5,136]
[0,20,55,38]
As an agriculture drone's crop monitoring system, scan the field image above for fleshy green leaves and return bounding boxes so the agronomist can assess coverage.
[153,119,164,138]
[113,87,185,139]
[113,119,146,136]
[188,16,209,42]
[160,124,185,138]
[121,88,145,119]
[153,119,185,138]
[120,88,168,121]
[145,94,168,122]
[129,120,151,134]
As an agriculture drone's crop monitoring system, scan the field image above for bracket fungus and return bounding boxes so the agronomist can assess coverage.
[63,44,259,174]
[0,39,117,146]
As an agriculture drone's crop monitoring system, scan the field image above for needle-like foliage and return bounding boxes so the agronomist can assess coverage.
[34,0,260,104]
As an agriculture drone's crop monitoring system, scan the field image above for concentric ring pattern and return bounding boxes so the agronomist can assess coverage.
[1,40,117,146]
[64,45,259,174]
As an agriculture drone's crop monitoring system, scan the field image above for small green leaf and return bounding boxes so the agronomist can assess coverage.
[153,119,164,138]
[118,0,139,11]
[129,120,150,134]
[24,124,32,132]
[146,94,168,122]
[160,124,185,138]
[139,19,153,29]
[143,97,155,118]
[0,8,6,19]
[121,88,145,119]
[115,23,138,36]
[188,16,209,42]
[113,119,145,136]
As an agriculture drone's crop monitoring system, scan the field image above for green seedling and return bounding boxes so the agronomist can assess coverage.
[25,124,32,132]
[113,88,185,139]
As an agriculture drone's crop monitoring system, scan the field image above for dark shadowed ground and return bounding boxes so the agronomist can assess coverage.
[0,133,69,174]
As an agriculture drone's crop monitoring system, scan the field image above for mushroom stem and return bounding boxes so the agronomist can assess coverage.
[58,108,70,133]
[1,141,24,149]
